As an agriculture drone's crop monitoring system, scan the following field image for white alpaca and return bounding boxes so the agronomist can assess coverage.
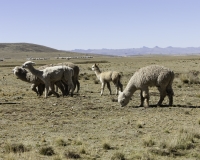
[118,65,174,107]
[39,62,80,94]
[22,61,74,98]
[91,63,123,96]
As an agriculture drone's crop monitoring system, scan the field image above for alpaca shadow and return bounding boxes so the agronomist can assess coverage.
[131,104,200,108]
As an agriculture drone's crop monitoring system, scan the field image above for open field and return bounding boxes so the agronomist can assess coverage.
[1,55,200,159]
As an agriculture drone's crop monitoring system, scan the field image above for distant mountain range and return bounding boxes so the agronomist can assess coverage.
[72,46,200,56]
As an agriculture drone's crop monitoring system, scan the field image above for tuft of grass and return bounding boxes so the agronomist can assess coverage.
[177,84,182,88]
[143,136,155,147]
[79,147,86,154]
[4,143,28,153]
[64,151,81,159]
[94,79,99,84]
[136,121,144,128]
[103,142,111,150]
[196,94,200,98]
[55,138,67,146]
[111,152,126,160]
[39,146,55,156]
[184,110,190,115]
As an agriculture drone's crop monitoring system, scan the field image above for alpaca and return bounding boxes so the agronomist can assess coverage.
[22,61,74,98]
[13,66,65,96]
[91,63,123,96]
[39,62,80,94]
[13,66,45,96]
[118,65,174,108]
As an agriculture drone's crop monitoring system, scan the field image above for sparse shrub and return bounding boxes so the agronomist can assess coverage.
[164,130,170,134]
[87,67,92,71]
[55,138,67,146]
[177,84,182,88]
[185,110,190,115]
[64,151,80,159]
[111,97,118,102]
[4,143,28,153]
[103,142,111,150]
[111,152,125,160]
[39,146,55,156]
[79,147,86,154]
[84,76,89,80]
[53,156,62,160]
[159,140,167,149]
[94,79,99,84]
[196,94,200,98]
[74,140,82,145]
[182,79,189,84]
[136,121,144,128]
[143,136,155,147]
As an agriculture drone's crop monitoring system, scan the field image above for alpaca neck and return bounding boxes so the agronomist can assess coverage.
[94,69,101,80]
[27,65,43,79]
[123,78,137,99]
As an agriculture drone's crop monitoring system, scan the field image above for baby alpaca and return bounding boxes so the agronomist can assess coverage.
[92,63,123,96]
[118,65,174,108]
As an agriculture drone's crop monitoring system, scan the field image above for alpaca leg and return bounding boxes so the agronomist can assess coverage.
[118,81,123,92]
[66,80,74,97]
[31,84,39,96]
[50,83,60,98]
[63,71,74,97]
[101,82,105,96]
[69,83,74,97]
[72,77,77,93]
[142,88,149,108]
[55,81,65,97]
[166,86,174,106]
[38,84,45,96]
[140,90,145,107]
[106,82,112,95]
[157,86,167,107]
[44,84,49,98]
[76,80,80,93]
[61,80,69,96]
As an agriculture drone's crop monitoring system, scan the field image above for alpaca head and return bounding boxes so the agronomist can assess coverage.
[22,61,35,69]
[118,91,130,107]
[91,63,99,71]
[13,66,27,75]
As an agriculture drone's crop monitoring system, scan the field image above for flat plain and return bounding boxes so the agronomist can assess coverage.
[1,53,200,160]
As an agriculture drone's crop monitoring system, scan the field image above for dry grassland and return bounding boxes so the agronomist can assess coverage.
[0,55,200,160]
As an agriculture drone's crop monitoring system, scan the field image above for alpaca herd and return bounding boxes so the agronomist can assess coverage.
[13,61,175,108]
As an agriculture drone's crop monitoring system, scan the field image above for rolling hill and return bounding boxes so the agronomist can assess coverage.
[0,43,59,53]
[0,43,91,59]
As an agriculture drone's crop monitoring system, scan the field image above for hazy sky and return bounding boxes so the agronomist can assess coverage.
[1,0,200,50]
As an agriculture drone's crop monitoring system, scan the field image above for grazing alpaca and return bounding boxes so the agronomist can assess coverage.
[118,65,174,108]
[91,63,123,96]
[13,66,65,96]
[22,61,74,98]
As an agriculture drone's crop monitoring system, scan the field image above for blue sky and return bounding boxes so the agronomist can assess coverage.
[1,0,200,50]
